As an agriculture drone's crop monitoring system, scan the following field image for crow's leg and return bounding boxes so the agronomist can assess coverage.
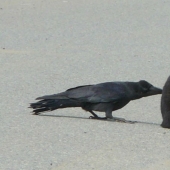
[89,111,107,120]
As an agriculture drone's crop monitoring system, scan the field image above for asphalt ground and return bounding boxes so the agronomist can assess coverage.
[0,1,170,170]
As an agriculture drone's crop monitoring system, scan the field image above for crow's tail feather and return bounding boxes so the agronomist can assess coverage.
[29,99,81,115]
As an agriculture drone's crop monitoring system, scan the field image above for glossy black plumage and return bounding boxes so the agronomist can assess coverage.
[29,80,162,122]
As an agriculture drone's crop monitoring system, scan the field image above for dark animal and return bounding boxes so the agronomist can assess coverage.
[161,76,170,128]
[29,80,162,123]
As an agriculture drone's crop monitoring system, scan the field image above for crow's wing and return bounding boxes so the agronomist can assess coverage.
[67,83,127,103]
[37,82,127,103]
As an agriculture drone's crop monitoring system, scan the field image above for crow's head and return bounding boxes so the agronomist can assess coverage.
[138,80,162,97]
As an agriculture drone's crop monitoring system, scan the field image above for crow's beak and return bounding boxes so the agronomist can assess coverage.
[148,86,162,95]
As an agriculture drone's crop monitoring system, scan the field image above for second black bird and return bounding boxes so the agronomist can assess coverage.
[161,76,170,128]
[29,80,162,123]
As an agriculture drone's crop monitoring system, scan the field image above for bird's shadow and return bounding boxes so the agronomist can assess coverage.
[38,114,160,126]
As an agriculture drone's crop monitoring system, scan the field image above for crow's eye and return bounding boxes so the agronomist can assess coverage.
[142,87,149,93]
[144,85,153,93]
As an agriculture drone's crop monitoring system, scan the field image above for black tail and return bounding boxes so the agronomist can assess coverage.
[29,99,82,115]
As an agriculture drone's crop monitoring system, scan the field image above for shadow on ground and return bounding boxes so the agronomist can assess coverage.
[37,114,160,126]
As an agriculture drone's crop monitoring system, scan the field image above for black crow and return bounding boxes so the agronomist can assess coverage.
[161,76,170,128]
[29,80,162,123]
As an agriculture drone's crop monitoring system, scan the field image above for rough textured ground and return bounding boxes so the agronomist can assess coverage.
[1,0,170,170]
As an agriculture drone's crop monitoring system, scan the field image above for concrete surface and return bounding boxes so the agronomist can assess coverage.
[1,0,170,170]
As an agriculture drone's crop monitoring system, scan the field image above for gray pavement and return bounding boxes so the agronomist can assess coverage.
[1,0,170,170]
